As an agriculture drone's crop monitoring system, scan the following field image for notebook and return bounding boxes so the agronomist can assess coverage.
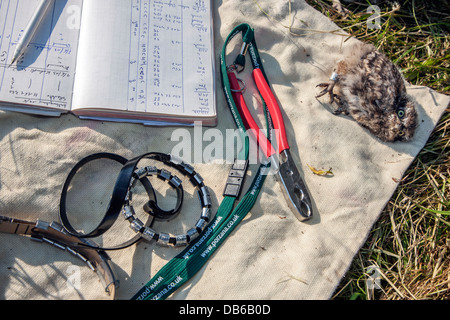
[0,0,217,126]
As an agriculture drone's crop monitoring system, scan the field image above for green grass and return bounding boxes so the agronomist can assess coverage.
[304,0,450,300]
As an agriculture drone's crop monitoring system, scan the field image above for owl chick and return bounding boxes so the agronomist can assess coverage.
[316,42,417,142]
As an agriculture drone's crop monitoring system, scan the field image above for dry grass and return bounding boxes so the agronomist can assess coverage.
[304,0,450,300]
[333,112,450,300]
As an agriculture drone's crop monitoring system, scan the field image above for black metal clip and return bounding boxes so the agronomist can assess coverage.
[223,159,249,198]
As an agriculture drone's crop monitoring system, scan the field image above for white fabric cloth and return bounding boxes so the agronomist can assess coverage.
[0,0,448,300]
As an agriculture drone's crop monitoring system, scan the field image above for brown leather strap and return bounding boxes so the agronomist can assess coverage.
[0,216,118,299]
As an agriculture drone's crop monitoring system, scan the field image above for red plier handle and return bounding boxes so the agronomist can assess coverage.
[228,67,312,222]
[228,68,289,158]
[253,68,290,155]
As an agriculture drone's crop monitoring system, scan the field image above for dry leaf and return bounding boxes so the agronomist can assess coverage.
[307,164,334,176]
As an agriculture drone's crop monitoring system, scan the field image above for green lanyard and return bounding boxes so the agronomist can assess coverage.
[131,24,272,300]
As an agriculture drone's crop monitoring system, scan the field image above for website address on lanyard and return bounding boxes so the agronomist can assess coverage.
[150,275,184,300]
[181,215,223,260]
[200,214,239,258]
[148,214,237,300]
[149,214,239,300]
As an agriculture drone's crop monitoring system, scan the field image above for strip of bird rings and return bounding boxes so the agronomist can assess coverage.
[59,152,212,250]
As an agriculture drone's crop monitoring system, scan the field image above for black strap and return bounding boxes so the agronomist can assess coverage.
[59,152,189,250]
[59,153,156,250]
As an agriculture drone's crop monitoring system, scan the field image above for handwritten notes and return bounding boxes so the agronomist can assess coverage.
[126,0,214,116]
[0,0,216,124]
[0,0,81,111]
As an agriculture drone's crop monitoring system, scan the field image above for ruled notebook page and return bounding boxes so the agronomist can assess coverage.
[72,0,215,119]
[0,0,81,113]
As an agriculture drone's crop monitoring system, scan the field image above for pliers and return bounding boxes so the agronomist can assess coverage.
[226,64,313,222]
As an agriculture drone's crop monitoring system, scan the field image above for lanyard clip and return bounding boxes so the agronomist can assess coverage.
[233,42,249,73]
[239,42,250,57]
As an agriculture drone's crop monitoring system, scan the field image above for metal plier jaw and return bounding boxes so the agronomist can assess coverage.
[272,150,313,221]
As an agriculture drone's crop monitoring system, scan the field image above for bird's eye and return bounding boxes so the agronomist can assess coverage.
[397,109,405,118]
[398,130,405,137]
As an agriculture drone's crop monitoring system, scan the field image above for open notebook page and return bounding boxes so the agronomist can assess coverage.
[0,0,81,115]
[72,0,216,122]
